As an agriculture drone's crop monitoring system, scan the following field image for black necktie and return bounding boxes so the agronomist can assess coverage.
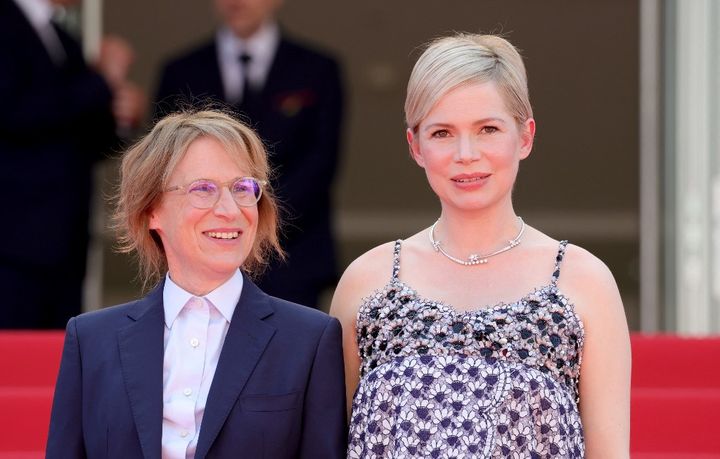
[238,53,260,122]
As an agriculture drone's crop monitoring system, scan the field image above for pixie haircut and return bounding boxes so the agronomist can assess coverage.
[405,33,532,132]
[114,109,283,287]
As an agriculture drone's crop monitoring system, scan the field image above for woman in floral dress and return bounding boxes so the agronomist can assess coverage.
[330,33,630,458]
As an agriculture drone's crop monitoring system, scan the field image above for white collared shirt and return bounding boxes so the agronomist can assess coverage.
[13,0,66,64]
[216,21,280,104]
[161,270,243,459]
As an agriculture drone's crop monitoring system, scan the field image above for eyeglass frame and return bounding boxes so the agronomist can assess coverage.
[164,177,267,209]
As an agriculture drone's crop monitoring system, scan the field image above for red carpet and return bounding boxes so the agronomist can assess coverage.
[0,331,63,457]
[630,334,720,457]
[0,331,718,456]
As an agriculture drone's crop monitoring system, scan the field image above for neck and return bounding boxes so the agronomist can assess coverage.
[232,19,273,41]
[435,204,521,255]
[167,269,235,297]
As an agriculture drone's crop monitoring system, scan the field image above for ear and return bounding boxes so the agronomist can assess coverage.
[406,128,425,168]
[518,118,536,160]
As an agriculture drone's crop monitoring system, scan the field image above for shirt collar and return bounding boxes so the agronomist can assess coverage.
[163,270,244,329]
[13,0,54,29]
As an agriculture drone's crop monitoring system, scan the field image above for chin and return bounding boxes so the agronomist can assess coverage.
[215,259,244,273]
[442,195,494,210]
[200,256,242,274]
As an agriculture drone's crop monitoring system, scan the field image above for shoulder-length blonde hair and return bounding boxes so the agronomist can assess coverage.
[405,33,533,132]
[113,109,283,288]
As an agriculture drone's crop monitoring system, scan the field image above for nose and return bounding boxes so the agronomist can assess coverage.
[454,135,480,164]
[213,186,241,218]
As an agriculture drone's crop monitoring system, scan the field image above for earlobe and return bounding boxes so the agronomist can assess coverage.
[406,128,425,168]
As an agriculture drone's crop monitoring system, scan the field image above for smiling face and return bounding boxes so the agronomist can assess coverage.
[149,136,258,294]
[407,81,535,214]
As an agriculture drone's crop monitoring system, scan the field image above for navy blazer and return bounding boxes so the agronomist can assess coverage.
[154,34,344,306]
[46,276,347,458]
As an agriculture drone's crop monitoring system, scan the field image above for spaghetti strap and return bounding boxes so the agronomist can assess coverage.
[551,240,569,286]
[392,240,402,280]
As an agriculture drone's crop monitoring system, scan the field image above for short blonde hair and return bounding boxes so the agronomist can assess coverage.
[405,33,532,131]
[113,109,283,287]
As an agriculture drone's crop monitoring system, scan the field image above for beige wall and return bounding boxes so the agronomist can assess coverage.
[102,1,640,327]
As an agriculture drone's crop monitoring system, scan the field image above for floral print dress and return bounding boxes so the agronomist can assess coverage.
[348,240,585,458]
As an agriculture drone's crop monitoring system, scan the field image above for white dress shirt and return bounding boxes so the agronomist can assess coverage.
[216,21,280,104]
[13,0,66,64]
[161,270,243,459]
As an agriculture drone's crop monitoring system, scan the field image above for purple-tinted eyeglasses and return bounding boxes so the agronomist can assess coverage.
[165,177,265,208]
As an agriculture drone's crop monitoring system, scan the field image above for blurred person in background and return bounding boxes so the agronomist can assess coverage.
[0,0,146,328]
[46,110,347,458]
[155,0,344,309]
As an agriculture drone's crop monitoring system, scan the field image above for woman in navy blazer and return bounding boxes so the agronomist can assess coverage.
[46,110,347,458]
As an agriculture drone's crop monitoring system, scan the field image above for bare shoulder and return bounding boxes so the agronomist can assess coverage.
[329,240,397,322]
[560,243,618,293]
[557,243,625,326]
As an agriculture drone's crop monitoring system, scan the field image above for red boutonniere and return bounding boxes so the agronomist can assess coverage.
[274,90,317,117]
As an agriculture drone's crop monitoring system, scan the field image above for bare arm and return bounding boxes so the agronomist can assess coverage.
[329,279,361,417]
[561,246,631,458]
[329,242,395,417]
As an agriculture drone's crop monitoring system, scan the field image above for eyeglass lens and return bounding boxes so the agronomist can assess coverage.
[187,178,261,208]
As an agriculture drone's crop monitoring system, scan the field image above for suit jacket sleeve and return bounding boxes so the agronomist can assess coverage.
[46,318,87,459]
[299,316,347,458]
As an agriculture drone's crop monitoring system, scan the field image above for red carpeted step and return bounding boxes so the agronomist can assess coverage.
[0,331,65,387]
[631,334,720,388]
[631,387,720,453]
[0,453,44,459]
[632,454,720,459]
[0,387,54,452]
[630,334,720,456]
[0,331,64,455]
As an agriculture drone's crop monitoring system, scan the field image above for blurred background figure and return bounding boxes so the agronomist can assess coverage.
[0,0,146,329]
[155,0,344,309]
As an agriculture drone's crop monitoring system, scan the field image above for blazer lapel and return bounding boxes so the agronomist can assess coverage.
[117,284,165,459]
[194,276,276,459]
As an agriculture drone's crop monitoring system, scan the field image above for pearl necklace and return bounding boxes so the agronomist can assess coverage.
[429,217,526,266]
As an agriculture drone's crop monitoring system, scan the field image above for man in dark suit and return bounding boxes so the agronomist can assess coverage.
[0,0,144,328]
[155,0,344,309]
